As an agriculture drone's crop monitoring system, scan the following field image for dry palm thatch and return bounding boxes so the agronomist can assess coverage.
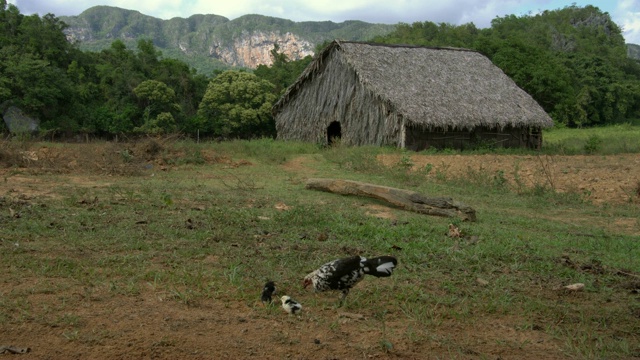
[274,40,553,148]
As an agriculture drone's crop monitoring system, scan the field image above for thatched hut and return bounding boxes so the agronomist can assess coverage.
[273,40,553,150]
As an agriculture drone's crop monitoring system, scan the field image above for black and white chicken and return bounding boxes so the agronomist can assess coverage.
[261,281,276,303]
[280,295,302,314]
[303,255,398,302]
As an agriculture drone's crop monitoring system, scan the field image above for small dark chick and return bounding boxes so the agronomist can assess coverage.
[261,281,276,303]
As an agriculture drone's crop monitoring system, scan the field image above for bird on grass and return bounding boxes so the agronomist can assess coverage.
[260,281,276,303]
[303,255,398,302]
[280,295,302,314]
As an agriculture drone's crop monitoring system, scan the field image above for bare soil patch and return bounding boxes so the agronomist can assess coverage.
[379,153,640,206]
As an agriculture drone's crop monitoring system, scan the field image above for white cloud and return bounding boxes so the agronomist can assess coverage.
[615,0,640,43]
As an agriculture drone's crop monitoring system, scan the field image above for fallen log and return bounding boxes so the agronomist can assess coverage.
[305,178,476,221]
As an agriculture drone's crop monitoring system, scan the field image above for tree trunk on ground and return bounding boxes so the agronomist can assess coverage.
[305,178,476,222]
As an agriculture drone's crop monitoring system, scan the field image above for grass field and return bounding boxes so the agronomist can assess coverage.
[0,128,639,358]
[543,123,640,155]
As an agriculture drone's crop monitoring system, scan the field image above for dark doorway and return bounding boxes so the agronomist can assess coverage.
[327,121,341,145]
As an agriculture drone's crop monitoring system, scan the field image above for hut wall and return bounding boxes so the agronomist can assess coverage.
[275,51,402,146]
[343,79,402,147]
[405,125,542,151]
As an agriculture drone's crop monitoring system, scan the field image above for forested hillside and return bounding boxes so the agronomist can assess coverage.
[59,6,396,74]
[1,2,639,141]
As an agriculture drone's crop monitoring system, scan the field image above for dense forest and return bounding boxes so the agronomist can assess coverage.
[1,1,639,139]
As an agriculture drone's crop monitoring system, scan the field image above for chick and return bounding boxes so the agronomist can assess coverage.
[280,295,302,314]
[261,281,276,303]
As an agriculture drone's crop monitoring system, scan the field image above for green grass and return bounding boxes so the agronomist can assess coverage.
[1,134,639,358]
[543,123,640,154]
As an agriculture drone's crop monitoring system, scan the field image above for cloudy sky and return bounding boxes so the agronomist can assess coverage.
[7,0,640,44]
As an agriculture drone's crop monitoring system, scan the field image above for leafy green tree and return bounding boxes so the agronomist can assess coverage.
[134,112,177,135]
[134,80,178,113]
[18,13,74,68]
[490,39,573,115]
[0,3,77,132]
[136,39,161,76]
[372,21,478,48]
[0,1,22,47]
[133,80,180,134]
[88,40,152,134]
[0,48,74,128]
[197,70,277,138]
[152,57,209,134]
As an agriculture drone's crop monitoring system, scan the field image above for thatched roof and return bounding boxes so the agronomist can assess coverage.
[273,40,553,130]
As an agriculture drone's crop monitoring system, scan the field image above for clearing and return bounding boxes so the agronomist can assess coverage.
[0,142,638,359]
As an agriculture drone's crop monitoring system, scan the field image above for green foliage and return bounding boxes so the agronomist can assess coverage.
[254,44,313,95]
[197,70,278,138]
[372,21,478,48]
[133,79,180,135]
[134,80,178,111]
[490,40,573,115]
[134,112,177,135]
[0,3,77,130]
[0,4,209,137]
[583,134,602,154]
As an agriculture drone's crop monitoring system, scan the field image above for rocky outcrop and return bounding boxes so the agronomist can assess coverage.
[208,31,314,68]
[65,26,95,42]
[628,44,640,60]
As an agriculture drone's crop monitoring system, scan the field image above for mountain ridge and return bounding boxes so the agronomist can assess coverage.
[58,5,640,74]
[60,6,397,74]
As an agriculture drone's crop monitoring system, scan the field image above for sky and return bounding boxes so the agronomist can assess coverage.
[7,0,640,44]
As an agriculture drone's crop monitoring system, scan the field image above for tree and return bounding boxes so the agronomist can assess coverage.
[0,4,77,132]
[152,57,209,134]
[133,80,180,134]
[197,70,278,138]
[490,39,573,115]
[134,80,178,112]
[0,1,22,47]
[136,39,161,76]
[0,48,74,128]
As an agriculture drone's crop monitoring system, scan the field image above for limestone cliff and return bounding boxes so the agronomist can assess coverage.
[208,31,314,68]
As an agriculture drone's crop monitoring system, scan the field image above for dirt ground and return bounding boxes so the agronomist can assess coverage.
[378,153,640,206]
[0,287,570,359]
[1,144,639,359]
